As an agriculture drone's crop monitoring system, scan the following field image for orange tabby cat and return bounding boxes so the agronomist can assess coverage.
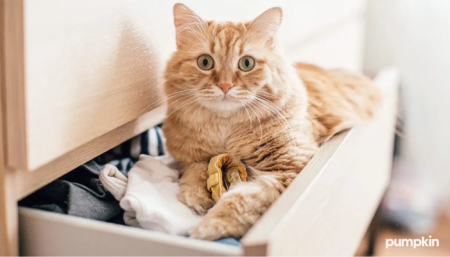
[162,3,381,240]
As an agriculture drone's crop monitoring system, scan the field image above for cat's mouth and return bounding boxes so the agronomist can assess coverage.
[208,93,235,103]
[202,95,245,112]
[221,94,234,101]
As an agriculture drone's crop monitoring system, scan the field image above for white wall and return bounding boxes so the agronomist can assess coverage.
[365,0,450,198]
[182,0,367,71]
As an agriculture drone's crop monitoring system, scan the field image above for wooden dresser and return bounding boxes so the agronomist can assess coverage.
[1,0,397,255]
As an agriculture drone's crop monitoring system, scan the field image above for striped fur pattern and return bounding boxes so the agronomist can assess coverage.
[162,4,381,240]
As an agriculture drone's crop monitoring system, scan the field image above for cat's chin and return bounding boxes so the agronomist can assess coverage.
[202,99,244,116]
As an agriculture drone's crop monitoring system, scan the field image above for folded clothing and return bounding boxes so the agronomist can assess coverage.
[100,155,202,236]
[20,125,166,222]
[20,124,240,246]
[99,164,128,201]
[20,160,124,221]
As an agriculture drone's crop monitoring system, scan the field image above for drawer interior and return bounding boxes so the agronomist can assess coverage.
[18,69,398,256]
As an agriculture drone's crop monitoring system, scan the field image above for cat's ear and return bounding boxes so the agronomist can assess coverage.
[173,3,208,50]
[247,7,283,48]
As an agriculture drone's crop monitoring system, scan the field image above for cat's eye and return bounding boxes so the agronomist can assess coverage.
[238,56,255,71]
[197,55,214,70]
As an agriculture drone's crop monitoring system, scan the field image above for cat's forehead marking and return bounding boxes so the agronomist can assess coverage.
[209,22,246,58]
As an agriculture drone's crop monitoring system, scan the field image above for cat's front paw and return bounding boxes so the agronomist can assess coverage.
[179,188,215,215]
[190,203,247,240]
[190,216,230,240]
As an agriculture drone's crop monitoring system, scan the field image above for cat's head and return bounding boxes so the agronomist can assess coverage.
[165,3,294,115]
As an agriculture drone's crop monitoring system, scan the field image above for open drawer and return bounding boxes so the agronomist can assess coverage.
[18,68,398,256]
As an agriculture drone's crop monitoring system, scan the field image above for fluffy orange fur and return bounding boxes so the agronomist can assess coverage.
[162,4,381,240]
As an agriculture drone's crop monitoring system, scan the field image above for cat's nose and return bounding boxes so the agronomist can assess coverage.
[217,83,233,94]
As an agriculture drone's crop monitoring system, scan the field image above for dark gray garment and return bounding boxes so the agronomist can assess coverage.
[19,159,133,221]
[19,124,164,222]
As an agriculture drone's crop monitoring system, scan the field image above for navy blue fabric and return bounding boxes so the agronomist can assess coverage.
[140,130,149,155]
[155,128,164,156]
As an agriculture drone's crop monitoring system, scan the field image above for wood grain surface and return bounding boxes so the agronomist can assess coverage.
[0,1,19,254]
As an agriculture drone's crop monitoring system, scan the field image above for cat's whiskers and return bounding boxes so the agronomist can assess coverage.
[257,91,293,117]
[251,100,292,144]
[168,94,198,109]
[257,90,284,103]
[239,100,254,131]
[150,89,199,109]
[256,95,292,127]
[253,97,298,148]
[246,101,265,146]
[256,96,289,125]
[162,91,204,120]
[256,98,296,145]
[177,97,203,121]
[190,98,205,123]
[164,92,199,111]
[255,94,292,125]
[166,96,203,121]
